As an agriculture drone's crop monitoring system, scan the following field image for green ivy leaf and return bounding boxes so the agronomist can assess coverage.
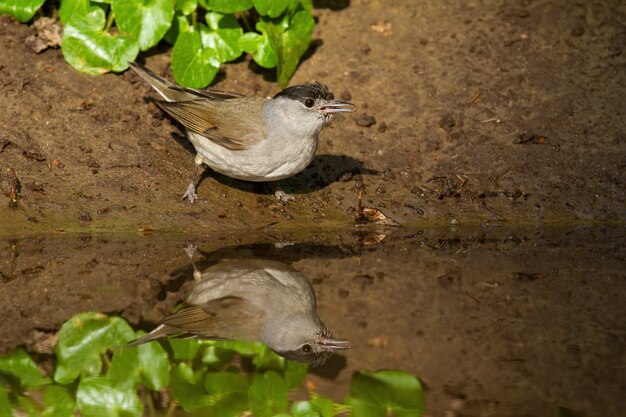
[0,385,11,417]
[42,386,76,417]
[76,376,143,417]
[168,338,201,360]
[163,11,191,44]
[249,371,288,417]
[171,28,220,87]
[214,340,266,356]
[201,345,236,367]
[258,6,313,87]
[253,0,290,18]
[62,6,139,75]
[201,12,243,62]
[291,401,322,417]
[17,396,40,417]
[0,348,50,389]
[204,0,253,14]
[277,9,314,87]
[112,0,175,51]
[170,362,212,411]
[285,360,308,389]
[238,26,276,68]
[176,0,197,15]
[345,370,424,417]
[108,338,169,391]
[59,0,90,24]
[54,312,135,384]
[0,0,45,23]
[203,372,249,417]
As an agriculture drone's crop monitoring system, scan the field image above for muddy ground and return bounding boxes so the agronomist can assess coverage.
[0,0,625,416]
[1,0,625,233]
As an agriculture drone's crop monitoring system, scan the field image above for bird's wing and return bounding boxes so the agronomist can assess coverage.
[156,97,267,151]
[161,296,265,340]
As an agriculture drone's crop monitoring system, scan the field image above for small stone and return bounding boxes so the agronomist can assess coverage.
[355,114,376,127]
[439,115,456,130]
[378,122,387,133]
[78,211,92,222]
[340,91,352,101]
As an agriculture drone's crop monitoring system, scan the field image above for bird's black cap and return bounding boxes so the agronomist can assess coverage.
[274,82,335,102]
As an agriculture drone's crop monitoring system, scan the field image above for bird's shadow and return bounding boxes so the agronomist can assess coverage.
[199,153,375,195]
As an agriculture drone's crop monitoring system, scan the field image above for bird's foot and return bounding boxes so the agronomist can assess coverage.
[274,190,296,204]
[181,182,198,203]
[184,244,197,259]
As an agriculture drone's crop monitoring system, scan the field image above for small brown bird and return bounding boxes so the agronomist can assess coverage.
[130,62,354,202]
[129,255,350,365]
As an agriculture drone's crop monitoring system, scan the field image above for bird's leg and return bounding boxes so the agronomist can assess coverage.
[184,244,202,281]
[181,154,204,203]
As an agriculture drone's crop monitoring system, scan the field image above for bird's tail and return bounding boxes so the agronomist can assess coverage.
[127,324,170,346]
[128,62,189,102]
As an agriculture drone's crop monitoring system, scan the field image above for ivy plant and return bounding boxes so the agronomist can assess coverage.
[0,312,424,417]
[0,0,315,87]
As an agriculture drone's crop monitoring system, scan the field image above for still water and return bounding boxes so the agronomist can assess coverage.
[1,226,624,417]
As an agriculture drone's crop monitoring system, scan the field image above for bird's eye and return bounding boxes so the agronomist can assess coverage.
[301,344,312,353]
[304,98,315,108]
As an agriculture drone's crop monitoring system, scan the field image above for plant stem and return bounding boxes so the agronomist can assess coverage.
[164,400,177,417]
[105,11,116,32]
[191,10,197,29]
[240,11,253,32]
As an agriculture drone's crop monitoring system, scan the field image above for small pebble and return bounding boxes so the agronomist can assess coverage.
[356,114,376,127]
[78,211,92,222]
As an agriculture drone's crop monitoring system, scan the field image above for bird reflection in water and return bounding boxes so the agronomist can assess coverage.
[129,247,350,366]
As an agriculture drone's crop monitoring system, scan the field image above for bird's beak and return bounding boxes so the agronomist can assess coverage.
[317,337,352,350]
[320,100,355,114]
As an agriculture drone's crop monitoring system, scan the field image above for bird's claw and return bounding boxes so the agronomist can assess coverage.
[181,183,198,203]
[274,190,296,204]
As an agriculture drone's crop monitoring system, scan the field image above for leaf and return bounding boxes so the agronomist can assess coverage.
[169,338,201,360]
[214,340,266,356]
[253,0,290,18]
[291,401,322,417]
[238,29,276,68]
[176,0,197,15]
[54,312,136,384]
[284,360,308,389]
[203,372,249,417]
[0,385,11,417]
[345,370,424,417]
[112,0,175,51]
[163,11,191,44]
[109,335,170,391]
[202,12,243,62]
[310,396,336,417]
[201,345,236,367]
[42,386,76,417]
[59,0,90,24]
[0,348,50,389]
[171,28,220,87]
[204,0,253,14]
[62,7,139,75]
[249,371,288,417]
[277,9,314,87]
[170,362,213,411]
[0,0,45,23]
[76,376,143,417]
[258,7,314,87]
[17,396,40,417]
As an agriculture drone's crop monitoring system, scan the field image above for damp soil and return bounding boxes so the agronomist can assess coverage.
[0,0,625,416]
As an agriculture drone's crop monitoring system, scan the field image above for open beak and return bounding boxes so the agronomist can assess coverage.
[320,100,355,114]
[317,337,352,350]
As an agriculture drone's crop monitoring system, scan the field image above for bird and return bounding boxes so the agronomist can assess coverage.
[129,62,354,202]
[128,255,351,366]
